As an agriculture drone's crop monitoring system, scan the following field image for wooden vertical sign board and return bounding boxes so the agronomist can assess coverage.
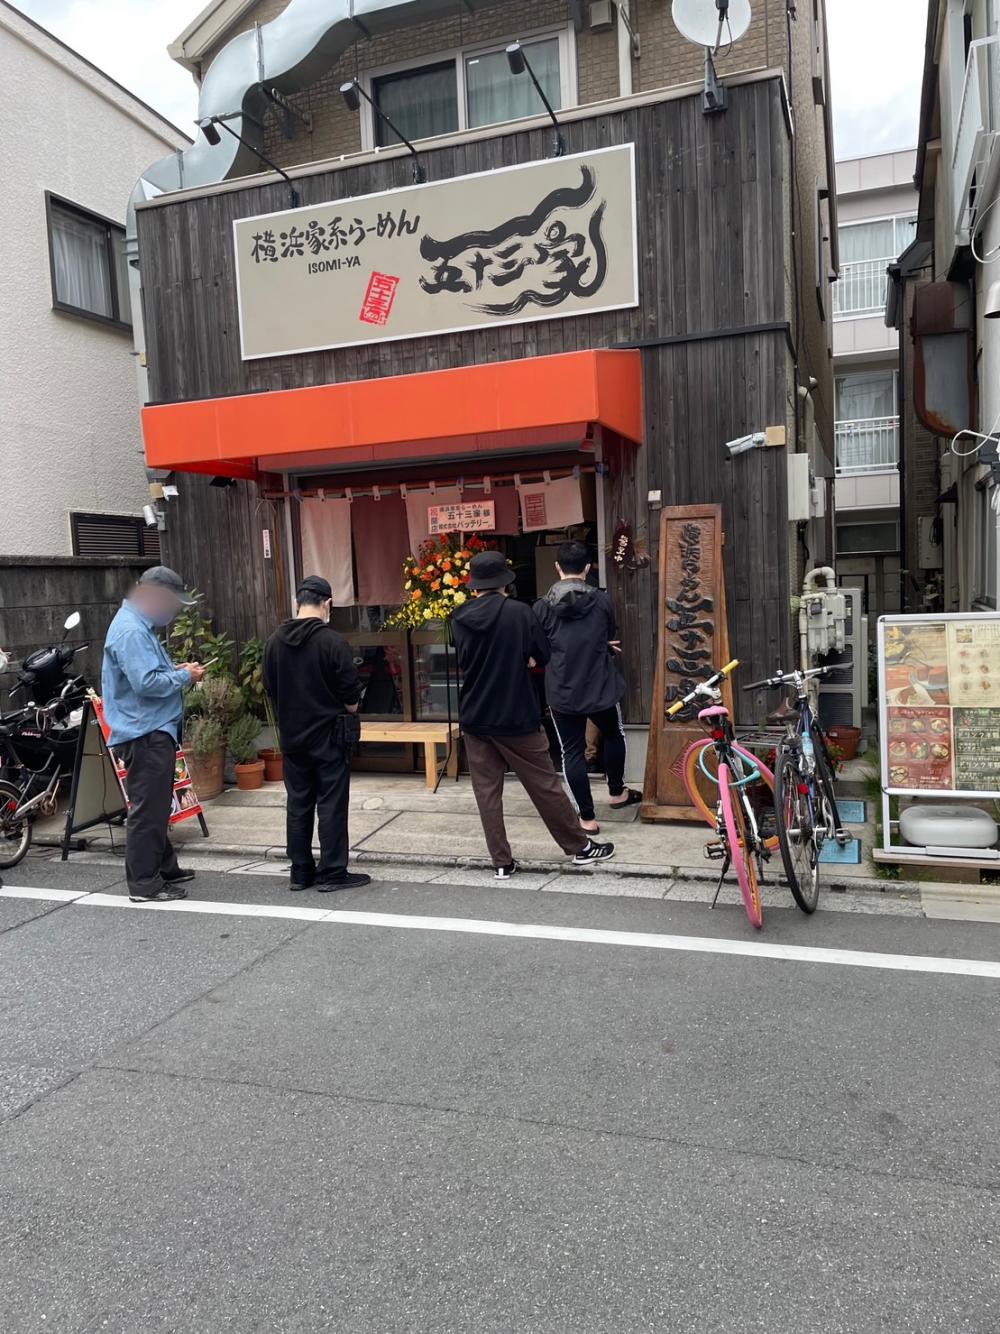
[641,505,734,823]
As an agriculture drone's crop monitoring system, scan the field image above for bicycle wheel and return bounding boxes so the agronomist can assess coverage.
[719,763,763,929]
[682,740,778,849]
[0,780,31,870]
[813,732,843,842]
[774,745,819,913]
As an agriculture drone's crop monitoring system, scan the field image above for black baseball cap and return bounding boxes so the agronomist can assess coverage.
[137,565,197,605]
[467,550,515,591]
[297,574,333,600]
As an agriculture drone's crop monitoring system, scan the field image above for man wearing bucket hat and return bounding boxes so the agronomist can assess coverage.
[102,566,205,903]
[451,550,615,879]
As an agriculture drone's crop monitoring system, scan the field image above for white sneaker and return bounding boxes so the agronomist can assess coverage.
[494,861,519,880]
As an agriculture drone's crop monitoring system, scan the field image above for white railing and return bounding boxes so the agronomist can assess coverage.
[833,258,892,317]
[835,417,899,474]
[953,36,1000,245]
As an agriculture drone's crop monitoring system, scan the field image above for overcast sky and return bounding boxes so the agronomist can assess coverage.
[14,0,929,160]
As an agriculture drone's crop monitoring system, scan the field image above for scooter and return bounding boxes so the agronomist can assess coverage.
[0,613,89,870]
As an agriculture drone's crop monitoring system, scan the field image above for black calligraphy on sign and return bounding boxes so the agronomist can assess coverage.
[664,522,716,722]
[248,208,421,265]
[417,166,609,315]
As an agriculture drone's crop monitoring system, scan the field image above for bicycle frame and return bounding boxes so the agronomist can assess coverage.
[696,711,769,909]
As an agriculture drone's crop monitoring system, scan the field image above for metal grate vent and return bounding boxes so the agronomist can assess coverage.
[71,512,161,560]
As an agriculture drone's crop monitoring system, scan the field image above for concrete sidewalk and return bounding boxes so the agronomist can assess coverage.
[45,769,898,892]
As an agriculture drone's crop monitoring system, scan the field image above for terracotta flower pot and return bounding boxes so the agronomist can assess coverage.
[235,759,265,791]
[260,748,284,782]
[826,725,861,762]
[183,743,225,800]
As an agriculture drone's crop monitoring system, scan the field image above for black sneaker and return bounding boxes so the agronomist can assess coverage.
[163,868,195,884]
[317,872,372,891]
[129,886,189,904]
[494,861,519,880]
[288,879,315,892]
[573,840,615,866]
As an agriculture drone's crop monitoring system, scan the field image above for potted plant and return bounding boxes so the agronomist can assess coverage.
[228,712,265,790]
[259,692,283,782]
[184,716,226,799]
[182,677,244,799]
[240,637,282,782]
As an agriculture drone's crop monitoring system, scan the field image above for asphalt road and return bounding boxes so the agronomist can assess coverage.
[1,854,999,1333]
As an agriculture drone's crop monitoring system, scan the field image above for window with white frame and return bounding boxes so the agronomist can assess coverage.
[973,482,999,608]
[835,370,899,473]
[45,193,131,330]
[362,28,575,151]
[833,214,918,316]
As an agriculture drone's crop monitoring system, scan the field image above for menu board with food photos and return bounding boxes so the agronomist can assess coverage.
[879,614,1000,796]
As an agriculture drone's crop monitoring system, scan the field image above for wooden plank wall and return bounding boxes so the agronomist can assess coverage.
[139,78,792,722]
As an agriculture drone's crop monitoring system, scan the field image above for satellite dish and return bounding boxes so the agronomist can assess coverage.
[672,0,752,50]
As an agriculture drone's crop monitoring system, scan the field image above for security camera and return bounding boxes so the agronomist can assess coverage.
[142,504,158,527]
[985,279,1000,319]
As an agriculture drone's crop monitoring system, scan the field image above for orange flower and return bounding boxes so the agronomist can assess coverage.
[431,579,441,591]
[411,589,423,600]
[442,561,452,571]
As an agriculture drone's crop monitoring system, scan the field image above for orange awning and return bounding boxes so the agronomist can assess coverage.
[142,349,643,479]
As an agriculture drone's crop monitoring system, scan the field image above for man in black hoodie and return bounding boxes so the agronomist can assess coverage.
[533,541,641,834]
[263,575,370,891]
[451,550,614,879]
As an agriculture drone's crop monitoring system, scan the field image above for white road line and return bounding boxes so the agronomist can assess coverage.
[0,885,84,903]
[3,885,999,980]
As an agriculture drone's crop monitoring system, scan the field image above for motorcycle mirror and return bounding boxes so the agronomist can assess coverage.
[63,612,81,634]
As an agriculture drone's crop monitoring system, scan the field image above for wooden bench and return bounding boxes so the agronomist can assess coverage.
[359,721,461,790]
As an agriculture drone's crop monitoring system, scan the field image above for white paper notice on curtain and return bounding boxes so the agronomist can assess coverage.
[427,500,496,534]
[518,477,584,533]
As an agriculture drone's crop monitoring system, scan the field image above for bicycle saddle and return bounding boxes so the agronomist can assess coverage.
[698,705,729,720]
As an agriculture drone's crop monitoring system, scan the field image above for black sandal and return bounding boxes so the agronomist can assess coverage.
[608,788,642,809]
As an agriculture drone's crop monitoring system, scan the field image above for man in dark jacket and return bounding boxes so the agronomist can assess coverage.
[264,575,370,892]
[451,550,614,879]
[533,541,641,833]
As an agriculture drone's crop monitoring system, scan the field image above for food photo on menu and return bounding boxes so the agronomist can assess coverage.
[883,623,951,706]
[947,620,1000,706]
[886,705,954,790]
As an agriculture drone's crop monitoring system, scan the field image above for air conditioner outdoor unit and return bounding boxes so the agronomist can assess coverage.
[817,587,867,732]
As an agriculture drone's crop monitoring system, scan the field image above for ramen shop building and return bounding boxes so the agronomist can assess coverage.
[133,0,838,748]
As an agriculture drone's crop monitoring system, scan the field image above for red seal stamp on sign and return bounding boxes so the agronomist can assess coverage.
[360,272,399,326]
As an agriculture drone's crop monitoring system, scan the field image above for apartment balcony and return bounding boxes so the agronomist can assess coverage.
[835,416,900,512]
[833,258,892,319]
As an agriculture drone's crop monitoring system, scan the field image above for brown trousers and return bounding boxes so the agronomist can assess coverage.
[464,728,588,867]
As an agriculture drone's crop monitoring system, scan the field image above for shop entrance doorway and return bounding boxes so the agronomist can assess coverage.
[288,457,602,776]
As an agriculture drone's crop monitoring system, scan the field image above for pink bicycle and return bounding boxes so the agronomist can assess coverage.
[668,660,775,929]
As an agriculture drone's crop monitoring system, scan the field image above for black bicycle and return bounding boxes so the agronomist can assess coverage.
[743,666,850,913]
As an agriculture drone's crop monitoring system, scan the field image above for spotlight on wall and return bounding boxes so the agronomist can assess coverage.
[197,115,300,207]
[505,42,565,157]
[339,80,425,183]
[210,476,238,489]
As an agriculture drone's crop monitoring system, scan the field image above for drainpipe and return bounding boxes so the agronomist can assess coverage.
[617,1,634,97]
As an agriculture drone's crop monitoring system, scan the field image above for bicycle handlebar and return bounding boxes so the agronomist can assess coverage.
[741,665,834,691]
[666,659,739,717]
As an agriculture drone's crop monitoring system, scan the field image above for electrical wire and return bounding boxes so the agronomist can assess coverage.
[970,192,1000,265]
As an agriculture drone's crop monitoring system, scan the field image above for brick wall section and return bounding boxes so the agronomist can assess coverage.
[201,1,619,166]
[630,0,787,92]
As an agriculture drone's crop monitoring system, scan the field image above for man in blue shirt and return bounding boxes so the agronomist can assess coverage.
[102,566,205,903]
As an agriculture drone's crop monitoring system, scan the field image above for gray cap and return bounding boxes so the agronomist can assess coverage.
[138,565,197,605]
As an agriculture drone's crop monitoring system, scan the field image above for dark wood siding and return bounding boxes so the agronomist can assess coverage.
[139,78,792,721]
